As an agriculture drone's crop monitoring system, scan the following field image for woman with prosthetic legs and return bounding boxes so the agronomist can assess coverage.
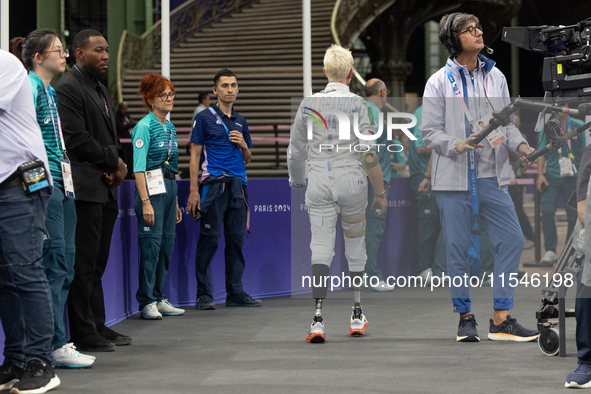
[288,44,387,343]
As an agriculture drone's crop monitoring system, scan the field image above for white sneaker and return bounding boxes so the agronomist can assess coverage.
[419,268,433,284]
[523,239,535,249]
[350,307,368,336]
[140,302,162,320]
[157,299,185,316]
[306,316,325,343]
[542,250,558,266]
[369,280,394,292]
[53,343,95,369]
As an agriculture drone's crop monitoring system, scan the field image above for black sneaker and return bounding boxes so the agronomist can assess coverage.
[457,314,480,342]
[488,315,540,342]
[195,295,216,310]
[225,292,262,307]
[0,362,23,391]
[10,359,60,394]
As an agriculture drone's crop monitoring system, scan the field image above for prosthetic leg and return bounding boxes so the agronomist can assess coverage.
[306,264,329,343]
[349,271,368,336]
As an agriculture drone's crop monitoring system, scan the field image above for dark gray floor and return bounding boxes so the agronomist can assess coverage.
[40,288,578,393]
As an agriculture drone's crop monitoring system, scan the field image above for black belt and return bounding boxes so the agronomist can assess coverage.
[0,172,21,190]
[163,172,176,180]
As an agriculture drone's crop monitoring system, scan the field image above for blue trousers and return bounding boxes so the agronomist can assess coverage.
[541,175,577,252]
[0,186,54,367]
[135,179,177,309]
[436,178,524,313]
[195,184,247,298]
[576,267,591,364]
[42,186,77,350]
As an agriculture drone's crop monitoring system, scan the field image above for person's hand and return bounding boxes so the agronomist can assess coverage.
[289,179,306,190]
[229,130,247,149]
[518,143,536,166]
[536,174,548,193]
[456,133,485,154]
[371,195,387,216]
[143,201,155,226]
[187,190,201,217]
[104,172,116,186]
[418,177,430,195]
[176,202,183,224]
[113,158,128,185]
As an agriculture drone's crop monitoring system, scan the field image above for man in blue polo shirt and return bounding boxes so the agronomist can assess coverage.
[187,69,261,310]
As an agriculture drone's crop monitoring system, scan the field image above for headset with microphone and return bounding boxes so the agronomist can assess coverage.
[443,13,494,56]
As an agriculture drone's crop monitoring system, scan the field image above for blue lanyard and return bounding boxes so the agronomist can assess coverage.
[445,64,479,214]
[208,106,230,135]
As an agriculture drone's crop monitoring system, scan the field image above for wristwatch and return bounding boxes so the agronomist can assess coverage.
[374,189,387,198]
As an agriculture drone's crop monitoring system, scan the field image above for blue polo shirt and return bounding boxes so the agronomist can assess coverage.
[190,104,253,185]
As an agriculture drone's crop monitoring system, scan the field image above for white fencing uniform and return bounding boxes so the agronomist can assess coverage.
[288,82,374,272]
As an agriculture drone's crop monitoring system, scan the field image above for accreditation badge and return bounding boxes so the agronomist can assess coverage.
[145,168,166,196]
[476,114,506,147]
[61,160,75,199]
[559,157,575,177]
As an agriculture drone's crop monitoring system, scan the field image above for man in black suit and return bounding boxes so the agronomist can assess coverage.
[55,29,131,352]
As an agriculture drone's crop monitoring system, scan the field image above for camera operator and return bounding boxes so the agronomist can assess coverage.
[0,49,60,393]
[422,12,538,343]
[533,110,585,267]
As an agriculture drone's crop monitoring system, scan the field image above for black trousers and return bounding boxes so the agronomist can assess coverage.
[67,197,118,339]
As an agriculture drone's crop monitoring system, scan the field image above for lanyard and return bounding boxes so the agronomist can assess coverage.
[46,89,68,161]
[163,122,174,165]
[208,106,230,135]
[445,64,479,214]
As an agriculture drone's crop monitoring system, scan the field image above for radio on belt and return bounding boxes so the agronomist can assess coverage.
[18,159,49,194]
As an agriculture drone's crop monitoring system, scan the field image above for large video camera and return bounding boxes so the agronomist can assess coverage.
[502,19,591,97]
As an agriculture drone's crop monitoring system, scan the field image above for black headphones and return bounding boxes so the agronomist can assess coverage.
[443,12,462,55]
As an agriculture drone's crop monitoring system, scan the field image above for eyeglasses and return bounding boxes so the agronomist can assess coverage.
[381,88,391,95]
[158,92,176,101]
[458,24,483,36]
[42,49,69,58]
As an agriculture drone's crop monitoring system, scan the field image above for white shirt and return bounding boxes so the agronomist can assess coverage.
[0,50,51,186]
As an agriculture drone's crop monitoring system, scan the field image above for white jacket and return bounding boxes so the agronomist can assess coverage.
[288,82,372,185]
[422,55,527,191]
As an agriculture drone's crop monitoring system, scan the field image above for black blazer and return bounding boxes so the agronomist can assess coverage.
[55,67,122,203]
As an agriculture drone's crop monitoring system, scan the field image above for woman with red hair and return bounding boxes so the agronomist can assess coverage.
[132,73,184,320]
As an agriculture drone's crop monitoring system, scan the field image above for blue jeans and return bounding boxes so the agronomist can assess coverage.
[576,268,591,364]
[135,179,177,309]
[436,178,524,313]
[42,186,77,350]
[0,186,54,367]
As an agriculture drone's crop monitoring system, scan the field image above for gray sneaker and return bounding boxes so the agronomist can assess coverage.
[140,302,162,320]
[457,314,480,342]
[157,299,185,316]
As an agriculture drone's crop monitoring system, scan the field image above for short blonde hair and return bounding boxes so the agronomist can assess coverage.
[323,44,354,82]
